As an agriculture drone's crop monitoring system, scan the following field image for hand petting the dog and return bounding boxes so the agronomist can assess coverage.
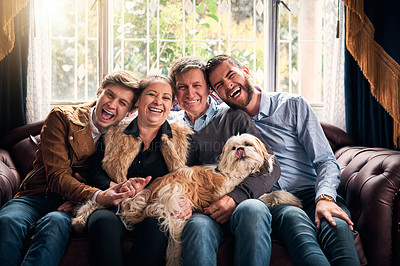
[176,198,193,220]
[315,200,354,231]
[96,183,131,206]
[119,176,152,197]
[204,195,237,224]
[57,200,76,212]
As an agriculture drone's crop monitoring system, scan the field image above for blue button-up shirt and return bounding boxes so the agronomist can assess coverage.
[169,96,227,131]
[252,90,340,200]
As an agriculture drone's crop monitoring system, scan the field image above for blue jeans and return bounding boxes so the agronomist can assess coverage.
[0,196,72,266]
[270,188,360,266]
[182,199,272,266]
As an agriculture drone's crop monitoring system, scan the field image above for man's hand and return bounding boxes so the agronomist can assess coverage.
[117,176,151,196]
[96,182,135,207]
[74,173,86,183]
[57,201,76,212]
[204,195,237,224]
[315,200,354,230]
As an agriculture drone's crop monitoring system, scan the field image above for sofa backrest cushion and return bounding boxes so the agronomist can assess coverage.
[10,135,40,179]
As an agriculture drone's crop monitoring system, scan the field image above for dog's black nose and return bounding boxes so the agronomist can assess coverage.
[235,147,245,159]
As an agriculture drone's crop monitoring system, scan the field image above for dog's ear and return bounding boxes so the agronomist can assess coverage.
[255,137,272,174]
[216,141,231,172]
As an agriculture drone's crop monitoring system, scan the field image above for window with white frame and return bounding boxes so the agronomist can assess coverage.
[45,0,333,107]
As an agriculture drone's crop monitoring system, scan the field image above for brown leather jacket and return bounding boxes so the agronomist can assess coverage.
[16,102,99,203]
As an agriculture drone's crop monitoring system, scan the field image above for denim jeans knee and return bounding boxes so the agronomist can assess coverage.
[182,213,224,266]
[0,196,70,266]
[230,199,272,266]
[22,211,72,266]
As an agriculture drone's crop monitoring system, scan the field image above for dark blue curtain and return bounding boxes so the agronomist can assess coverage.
[344,0,399,150]
[344,49,395,149]
[0,5,29,137]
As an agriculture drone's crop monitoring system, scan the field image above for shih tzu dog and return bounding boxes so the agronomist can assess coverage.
[72,133,302,266]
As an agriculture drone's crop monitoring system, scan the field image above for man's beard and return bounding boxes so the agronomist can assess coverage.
[223,77,254,110]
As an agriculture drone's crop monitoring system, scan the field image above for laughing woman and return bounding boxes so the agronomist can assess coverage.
[86,74,193,266]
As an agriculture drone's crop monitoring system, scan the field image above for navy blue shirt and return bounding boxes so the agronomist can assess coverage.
[124,118,170,182]
[88,118,171,190]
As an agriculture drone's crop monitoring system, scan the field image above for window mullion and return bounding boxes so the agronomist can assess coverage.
[253,0,256,76]
[98,0,109,81]
[74,0,78,102]
[227,0,231,53]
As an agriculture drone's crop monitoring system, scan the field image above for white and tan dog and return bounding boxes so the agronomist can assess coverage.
[72,133,301,265]
[119,133,301,265]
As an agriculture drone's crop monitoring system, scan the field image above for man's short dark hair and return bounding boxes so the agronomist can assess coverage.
[205,55,243,89]
[168,56,208,86]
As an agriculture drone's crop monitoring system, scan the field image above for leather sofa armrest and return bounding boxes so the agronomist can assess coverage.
[0,149,21,206]
[335,146,400,266]
[0,120,44,150]
[320,121,353,152]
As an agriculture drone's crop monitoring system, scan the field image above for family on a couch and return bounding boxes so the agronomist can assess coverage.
[0,55,360,266]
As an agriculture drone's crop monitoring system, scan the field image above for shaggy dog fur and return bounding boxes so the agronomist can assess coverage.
[72,133,302,265]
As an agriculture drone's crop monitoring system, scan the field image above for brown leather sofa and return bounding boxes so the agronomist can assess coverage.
[1,120,399,265]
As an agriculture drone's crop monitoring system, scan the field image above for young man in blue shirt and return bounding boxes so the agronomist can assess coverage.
[205,54,360,266]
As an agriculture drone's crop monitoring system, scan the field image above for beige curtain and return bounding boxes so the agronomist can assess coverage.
[26,0,51,123]
[344,0,400,146]
[0,0,30,61]
[323,0,346,131]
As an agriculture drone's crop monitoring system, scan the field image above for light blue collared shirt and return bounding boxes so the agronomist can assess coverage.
[169,96,228,131]
[252,90,340,200]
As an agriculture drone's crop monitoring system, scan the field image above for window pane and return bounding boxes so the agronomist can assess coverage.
[87,39,98,99]
[124,0,147,39]
[194,41,218,60]
[231,42,254,68]
[194,0,219,41]
[49,0,99,103]
[111,0,270,85]
[277,0,324,105]
[160,0,183,40]
[123,41,147,78]
[52,39,75,101]
[158,41,184,76]
[278,42,289,93]
[46,0,331,106]
[231,0,254,40]
[49,1,271,104]
[50,1,75,37]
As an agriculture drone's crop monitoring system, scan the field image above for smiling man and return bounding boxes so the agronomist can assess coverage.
[168,56,281,266]
[206,54,360,266]
[0,70,141,266]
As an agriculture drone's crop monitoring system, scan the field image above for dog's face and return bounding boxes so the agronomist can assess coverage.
[217,133,272,179]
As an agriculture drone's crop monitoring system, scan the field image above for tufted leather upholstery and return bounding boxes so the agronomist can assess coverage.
[0,150,20,206]
[1,121,399,265]
[336,147,400,266]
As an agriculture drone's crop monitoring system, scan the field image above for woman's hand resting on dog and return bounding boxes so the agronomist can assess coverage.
[119,176,152,196]
[96,177,152,207]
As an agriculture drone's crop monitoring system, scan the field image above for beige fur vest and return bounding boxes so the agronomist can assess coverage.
[102,121,193,184]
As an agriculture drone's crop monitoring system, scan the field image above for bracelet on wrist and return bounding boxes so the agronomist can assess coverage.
[315,194,335,204]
